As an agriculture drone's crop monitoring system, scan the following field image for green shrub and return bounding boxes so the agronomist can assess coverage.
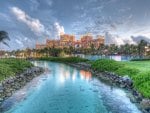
[39,57,89,63]
[91,59,123,72]
[130,58,150,61]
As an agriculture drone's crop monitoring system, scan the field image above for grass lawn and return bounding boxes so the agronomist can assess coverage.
[122,61,150,72]
[91,59,150,98]
[0,58,33,81]
[121,61,150,98]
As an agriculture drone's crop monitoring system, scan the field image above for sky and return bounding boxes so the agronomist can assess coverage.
[0,0,150,50]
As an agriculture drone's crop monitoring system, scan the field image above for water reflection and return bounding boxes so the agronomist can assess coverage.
[80,70,92,81]
[57,66,92,85]
[74,54,134,61]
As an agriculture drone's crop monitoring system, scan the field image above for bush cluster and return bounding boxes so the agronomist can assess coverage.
[131,58,150,61]
[91,59,123,72]
[39,57,89,63]
[115,66,139,77]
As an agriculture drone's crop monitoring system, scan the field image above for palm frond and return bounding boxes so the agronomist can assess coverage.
[0,31,10,47]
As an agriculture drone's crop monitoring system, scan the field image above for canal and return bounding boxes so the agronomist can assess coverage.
[1,61,142,113]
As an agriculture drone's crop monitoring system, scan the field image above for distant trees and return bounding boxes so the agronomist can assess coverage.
[8,39,149,58]
[90,43,95,54]
[138,40,147,58]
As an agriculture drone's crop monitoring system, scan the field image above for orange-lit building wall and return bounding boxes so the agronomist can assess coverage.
[36,44,46,50]
[36,34,105,49]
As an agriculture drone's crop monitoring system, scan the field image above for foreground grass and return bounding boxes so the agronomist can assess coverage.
[121,61,150,98]
[0,58,33,81]
[91,59,150,98]
[39,57,89,63]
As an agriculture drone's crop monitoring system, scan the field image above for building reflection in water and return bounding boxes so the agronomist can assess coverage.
[58,66,72,84]
[80,70,92,81]
[32,62,92,86]
[57,65,92,85]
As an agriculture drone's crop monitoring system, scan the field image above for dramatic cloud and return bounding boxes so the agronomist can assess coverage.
[104,31,137,45]
[11,7,47,36]
[131,35,150,44]
[105,32,125,45]
[10,7,65,39]
[53,22,65,38]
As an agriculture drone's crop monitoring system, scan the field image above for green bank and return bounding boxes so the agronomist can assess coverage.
[91,59,150,98]
[0,58,33,81]
[39,57,89,63]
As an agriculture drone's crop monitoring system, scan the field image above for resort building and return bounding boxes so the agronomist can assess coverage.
[36,43,47,50]
[80,34,93,48]
[46,39,60,48]
[92,35,105,49]
[74,40,82,48]
[60,34,75,48]
[80,34,105,49]
[35,34,105,49]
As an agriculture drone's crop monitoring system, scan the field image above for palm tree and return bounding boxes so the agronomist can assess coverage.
[138,40,147,58]
[68,46,74,55]
[0,31,10,47]
[90,43,95,54]
[130,44,138,57]
[98,44,104,55]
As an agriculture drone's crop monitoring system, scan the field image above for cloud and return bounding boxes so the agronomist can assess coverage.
[7,32,35,50]
[8,6,66,50]
[53,22,65,38]
[11,7,47,36]
[10,6,65,40]
[105,32,125,45]
[104,32,136,45]
[131,35,150,44]
[15,39,24,48]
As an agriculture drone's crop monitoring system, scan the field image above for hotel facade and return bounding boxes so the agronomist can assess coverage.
[36,34,105,50]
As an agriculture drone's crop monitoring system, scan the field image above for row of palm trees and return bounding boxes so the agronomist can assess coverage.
[6,40,150,58]
[31,39,149,58]
[97,40,149,58]
[0,31,149,58]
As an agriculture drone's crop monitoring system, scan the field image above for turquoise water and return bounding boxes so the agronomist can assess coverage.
[74,54,135,61]
[1,61,141,113]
